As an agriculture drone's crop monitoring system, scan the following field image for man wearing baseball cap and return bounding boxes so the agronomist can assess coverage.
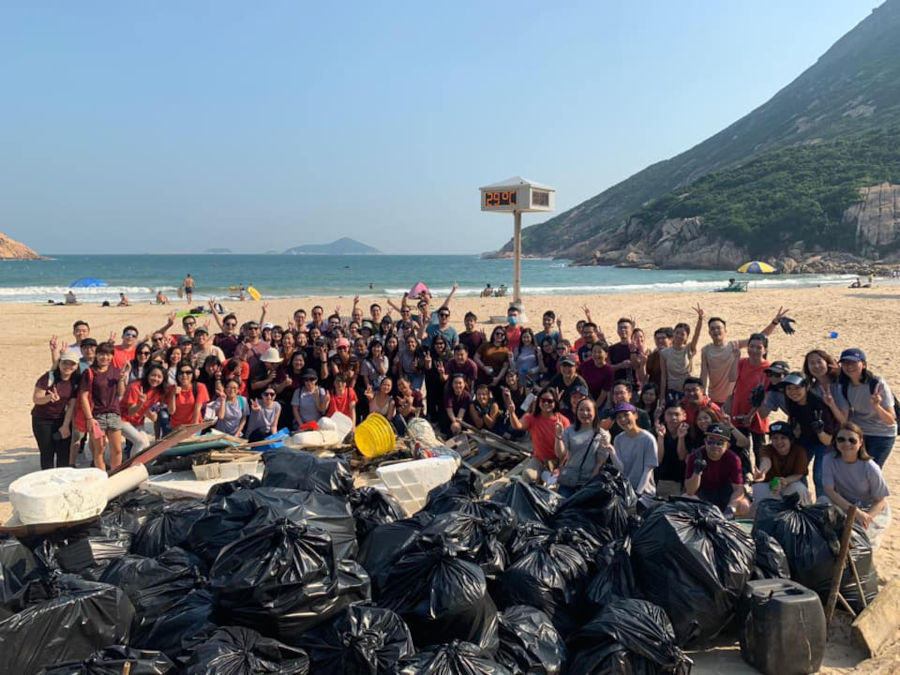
[685,423,749,517]
[546,354,589,415]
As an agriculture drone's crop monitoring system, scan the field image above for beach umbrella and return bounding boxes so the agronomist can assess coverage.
[69,277,108,288]
[737,261,776,274]
[407,281,430,299]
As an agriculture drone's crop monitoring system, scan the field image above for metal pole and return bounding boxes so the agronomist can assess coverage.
[513,210,522,304]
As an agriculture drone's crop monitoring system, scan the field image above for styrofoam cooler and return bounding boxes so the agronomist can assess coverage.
[376,457,458,516]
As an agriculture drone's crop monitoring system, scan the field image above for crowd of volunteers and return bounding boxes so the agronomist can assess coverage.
[31,287,893,546]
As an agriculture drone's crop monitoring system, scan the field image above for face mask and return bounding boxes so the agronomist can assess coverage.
[507,316,518,326]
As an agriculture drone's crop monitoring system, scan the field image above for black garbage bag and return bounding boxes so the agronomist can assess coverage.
[181,626,310,674]
[551,465,637,544]
[99,490,165,535]
[752,529,791,580]
[131,500,207,558]
[261,449,354,496]
[210,518,370,643]
[631,498,755,645]
[490,478,562,524]
[205,474,261,502]
[423,466,484,514]
[34,526,134,582]
[585,537,638,612]
[349,487,407,541]
[566,598,692,674]
[398,640,512,675]
[496,605,566,675]
[188,487,357,565]
[0,574,135,674]
[492,530,590,636]
[418,511,510,580]
[753,496,877,612]
[298,603,415,673]
[379,535,499,652]
[101,548,215,658]
[0,534,39,613]
[358,514,432,596]
[40,645,175,674]
[506,521,556,560]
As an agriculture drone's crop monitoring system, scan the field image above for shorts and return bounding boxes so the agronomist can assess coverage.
[95,412,123,432]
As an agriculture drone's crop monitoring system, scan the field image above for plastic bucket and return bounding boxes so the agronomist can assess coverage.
[355,413,397,458]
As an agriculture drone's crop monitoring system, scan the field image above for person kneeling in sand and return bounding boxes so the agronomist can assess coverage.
[749,421,811,512]
[155,290,169,304]
[685,423,751,518]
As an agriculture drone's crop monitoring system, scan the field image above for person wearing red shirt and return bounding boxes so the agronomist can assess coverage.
[326,374,358,428]
[168,365,210,429]
[681,377,723,426]
[504,304,523,352]
[505,386,570,483]
[731,333,771,461]
[120,364,166,456]
[112,325,139,369]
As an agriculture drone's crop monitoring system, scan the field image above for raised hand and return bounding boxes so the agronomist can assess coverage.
[47,386,60,403]
[692,303,704,318]
[654,421,666,436]
[677,422,689,438]
[120,362,131,378]
[871,383,884,408]
[364,385,375,401]
[49,335,59,351]
[251,398,261,412]
[108,330,117,344]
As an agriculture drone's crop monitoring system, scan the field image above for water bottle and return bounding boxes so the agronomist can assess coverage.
[825,331,838,339]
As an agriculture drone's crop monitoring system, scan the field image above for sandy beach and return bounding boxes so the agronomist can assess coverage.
[1,284,897,670]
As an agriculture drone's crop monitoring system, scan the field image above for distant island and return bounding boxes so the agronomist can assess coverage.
[203,247,232,254]
[0,232,46,260]
[283,237,381,255]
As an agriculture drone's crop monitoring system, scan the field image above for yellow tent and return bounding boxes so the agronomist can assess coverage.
[737,261,776,274]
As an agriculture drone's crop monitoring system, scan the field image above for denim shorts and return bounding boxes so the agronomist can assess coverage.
[95,412,123,431]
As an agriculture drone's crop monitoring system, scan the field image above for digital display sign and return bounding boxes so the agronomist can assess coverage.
[483,189,518,208]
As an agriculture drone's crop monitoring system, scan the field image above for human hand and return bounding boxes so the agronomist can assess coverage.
[810,410,825,435]
[251,398,261,412]
[692,453,708,476]
[855,510,873,529]
[677,422,689,438]
[364,385,374,400]
[120,362,131,378]
[450,420,462,434]
[692,303,704,318]
[59,423,71,439]
[47,386,60,403]
[655,422,666,436]
[108,330,117,344]
[752,467,766,482]
[870,383,884,408]
[555,417,565,439]
[49,335,58,351]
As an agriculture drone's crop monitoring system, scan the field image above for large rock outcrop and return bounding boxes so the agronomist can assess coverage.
[845,182,900,256]
[0,232,44,260]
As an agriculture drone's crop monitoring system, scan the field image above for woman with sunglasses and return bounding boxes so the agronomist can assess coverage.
[208,378,249,436]
[247,386,281,442]
[167,364,209,430]
[127,341,154,384]
[120,363,166,457]
[504,386,570,483]
[475,327,511,389]
[32,349,80,469]
[823,422,891,548]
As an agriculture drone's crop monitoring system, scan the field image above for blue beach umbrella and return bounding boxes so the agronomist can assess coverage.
[69,277,108,288]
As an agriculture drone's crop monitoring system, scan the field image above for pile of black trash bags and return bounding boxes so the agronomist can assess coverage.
[0,448,879,674]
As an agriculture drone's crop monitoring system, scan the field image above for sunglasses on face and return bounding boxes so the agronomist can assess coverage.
[262,392,275,397]
[183,321,196,327]
[138,350,151,356]
[439,313,450,318]
[178,370,193,376]
[540,398,555,404]
[836,436,859,444]
[224,322,237,327]
[123,332,138,338]
[152,336,165,342]
[248,326,260,331]
[706,438,727,446]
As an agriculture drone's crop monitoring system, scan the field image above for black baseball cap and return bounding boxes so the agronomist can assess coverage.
[769,421,794,440]
[765,361,790,375]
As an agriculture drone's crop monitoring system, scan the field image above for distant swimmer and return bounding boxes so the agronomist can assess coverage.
[183,274,194,303]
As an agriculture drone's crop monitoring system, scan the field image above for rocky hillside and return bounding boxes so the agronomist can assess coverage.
[492,0,900,268]
[0,232,44,260]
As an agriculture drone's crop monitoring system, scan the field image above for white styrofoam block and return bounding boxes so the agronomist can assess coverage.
[10,467,108,525]
[376,457,457,516]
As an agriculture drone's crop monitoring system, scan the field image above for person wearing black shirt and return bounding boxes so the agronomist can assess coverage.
[783,371,837,499]
[654,402,689,497]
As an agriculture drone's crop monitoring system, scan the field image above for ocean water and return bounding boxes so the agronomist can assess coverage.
[0,254,857,303]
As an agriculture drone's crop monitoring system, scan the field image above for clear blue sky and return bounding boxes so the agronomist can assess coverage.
[0,1,878,254]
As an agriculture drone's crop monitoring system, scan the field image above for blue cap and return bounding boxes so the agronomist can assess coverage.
[613,403,637,414]
[839,348,866,363]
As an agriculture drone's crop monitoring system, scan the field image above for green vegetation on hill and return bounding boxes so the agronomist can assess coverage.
[634,126,900,257]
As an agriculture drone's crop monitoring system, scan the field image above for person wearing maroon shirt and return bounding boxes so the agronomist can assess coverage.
[608,317,636,383]
[458,312,484,356]
[579,342,614,407]
[32,350,80,469]
[685,423,750,517]
[447,343,479,391]
[79,343,128,471]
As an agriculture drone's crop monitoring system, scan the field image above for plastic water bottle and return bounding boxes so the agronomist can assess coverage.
[825,331,838,339]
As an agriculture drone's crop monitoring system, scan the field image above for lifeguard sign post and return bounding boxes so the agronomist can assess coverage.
[480,176,555,303]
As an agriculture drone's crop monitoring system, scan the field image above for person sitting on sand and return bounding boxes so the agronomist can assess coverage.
[64,290,77,305]
[155,290,169,304]
[685,423,750,518]
[117,293,130,307]
[750,421,811,507]
[822,421,891,549]
[504,385,569,483]
[481,283,492,298]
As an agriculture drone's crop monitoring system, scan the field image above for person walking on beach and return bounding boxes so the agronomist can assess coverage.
[183,274,194,303]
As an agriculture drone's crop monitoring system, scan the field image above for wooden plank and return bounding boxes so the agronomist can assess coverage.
[111,421,214,475]
[825,505,857,625]
[851,578,900,657]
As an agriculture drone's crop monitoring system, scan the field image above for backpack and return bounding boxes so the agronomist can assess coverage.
[839,375,900,435]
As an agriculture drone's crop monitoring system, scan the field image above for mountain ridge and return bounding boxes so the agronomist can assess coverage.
[283,237,381,255]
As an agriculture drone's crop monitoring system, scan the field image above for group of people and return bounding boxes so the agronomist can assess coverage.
[30,292,893,546]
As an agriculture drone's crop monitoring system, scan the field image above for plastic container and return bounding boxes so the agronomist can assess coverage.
[356,414,397,458]
[376,457,458,515]
[738,579,826,675]
[219,460,259,480]
[192,463,221,480]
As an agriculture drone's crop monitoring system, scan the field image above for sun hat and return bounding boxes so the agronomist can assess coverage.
[839,348,866,363]
[335,337,351,349]
[260,347,282,363]
[59,349,81,363]
[262,322,274,330]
